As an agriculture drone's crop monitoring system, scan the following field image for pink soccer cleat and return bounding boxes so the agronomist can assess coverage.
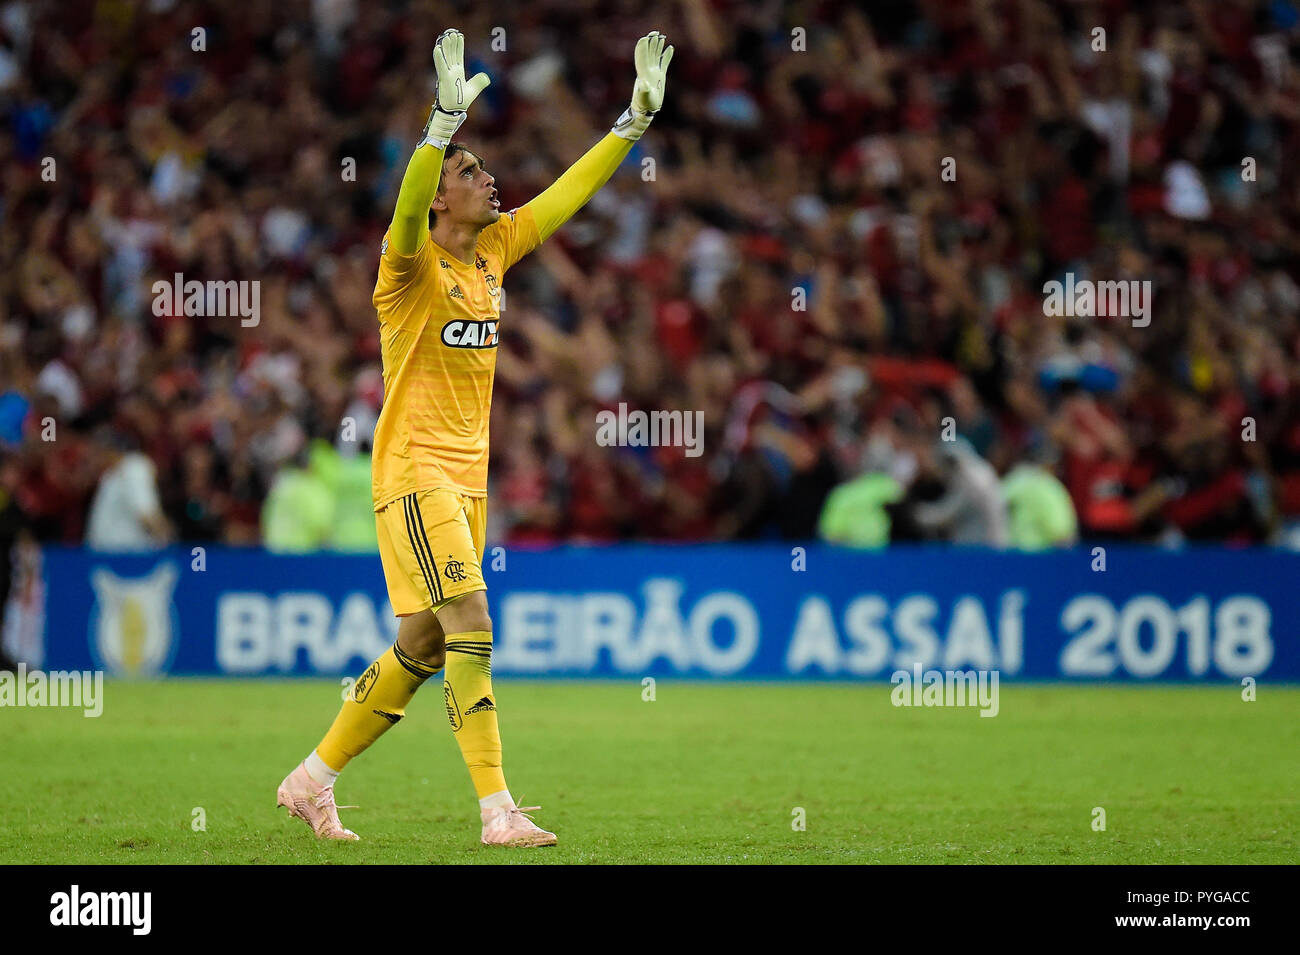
[480,804,557,847]
[276,762,359,841]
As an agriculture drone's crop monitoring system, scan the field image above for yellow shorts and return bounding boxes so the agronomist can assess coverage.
[376,489,487,616]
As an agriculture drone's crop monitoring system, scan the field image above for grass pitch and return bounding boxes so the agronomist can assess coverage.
[1,680,1295,864]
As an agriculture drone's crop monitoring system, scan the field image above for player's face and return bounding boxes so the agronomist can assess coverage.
[437,150,499,227]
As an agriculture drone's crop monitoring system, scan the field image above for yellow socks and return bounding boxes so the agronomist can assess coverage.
[442,630,507,798]
[312,631,508,803]
[315,642,437,772]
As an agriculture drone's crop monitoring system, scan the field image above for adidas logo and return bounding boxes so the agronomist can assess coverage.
[448,284,465,299]
[465,696,495,714]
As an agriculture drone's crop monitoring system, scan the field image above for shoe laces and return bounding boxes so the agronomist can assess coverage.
[479,792,546,827]
[508,800,542,826]
[313,786,358,813]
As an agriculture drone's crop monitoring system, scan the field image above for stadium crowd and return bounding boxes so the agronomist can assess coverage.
[4,0,1300,554]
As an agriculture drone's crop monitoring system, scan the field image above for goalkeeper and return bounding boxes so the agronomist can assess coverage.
[277,29,673,847]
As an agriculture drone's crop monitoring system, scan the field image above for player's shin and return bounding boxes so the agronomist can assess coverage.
[313,642,439,775]
[442,630,508,801]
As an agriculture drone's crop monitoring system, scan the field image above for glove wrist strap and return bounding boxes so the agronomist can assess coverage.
[421,106,465,149]
[611,106,654,141]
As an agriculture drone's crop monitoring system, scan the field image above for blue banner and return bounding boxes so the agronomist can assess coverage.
[29,545,1298,681]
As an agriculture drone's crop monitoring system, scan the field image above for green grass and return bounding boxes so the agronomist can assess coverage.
[1,680,1296,864]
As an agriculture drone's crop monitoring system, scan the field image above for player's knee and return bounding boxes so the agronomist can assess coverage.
[437,589,492,635]
[410,641,445,671]
[398,609,445,665]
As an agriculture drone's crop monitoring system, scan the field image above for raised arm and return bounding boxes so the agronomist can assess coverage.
[524,32,674,243]
[389,29,490,255]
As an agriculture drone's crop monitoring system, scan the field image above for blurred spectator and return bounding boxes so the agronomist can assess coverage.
[817,470,903,549]
[0,534,43,670]
[817,417,908,547]
[1002,449,1079,551]
[261,444,335,553]
[308,438,379,552]
[906,439,1009,547]
[0,460,30,670]
[84,429,171,551]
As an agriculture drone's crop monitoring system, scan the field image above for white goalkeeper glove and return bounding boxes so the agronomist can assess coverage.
[612,31,674,142]
[421,29,491,149]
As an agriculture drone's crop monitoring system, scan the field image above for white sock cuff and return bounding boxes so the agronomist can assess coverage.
[479,789,514,810]
[304,750,341,786]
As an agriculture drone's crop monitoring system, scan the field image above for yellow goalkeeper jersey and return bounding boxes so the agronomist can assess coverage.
[371,205,541,508]
[370,130,634,509]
